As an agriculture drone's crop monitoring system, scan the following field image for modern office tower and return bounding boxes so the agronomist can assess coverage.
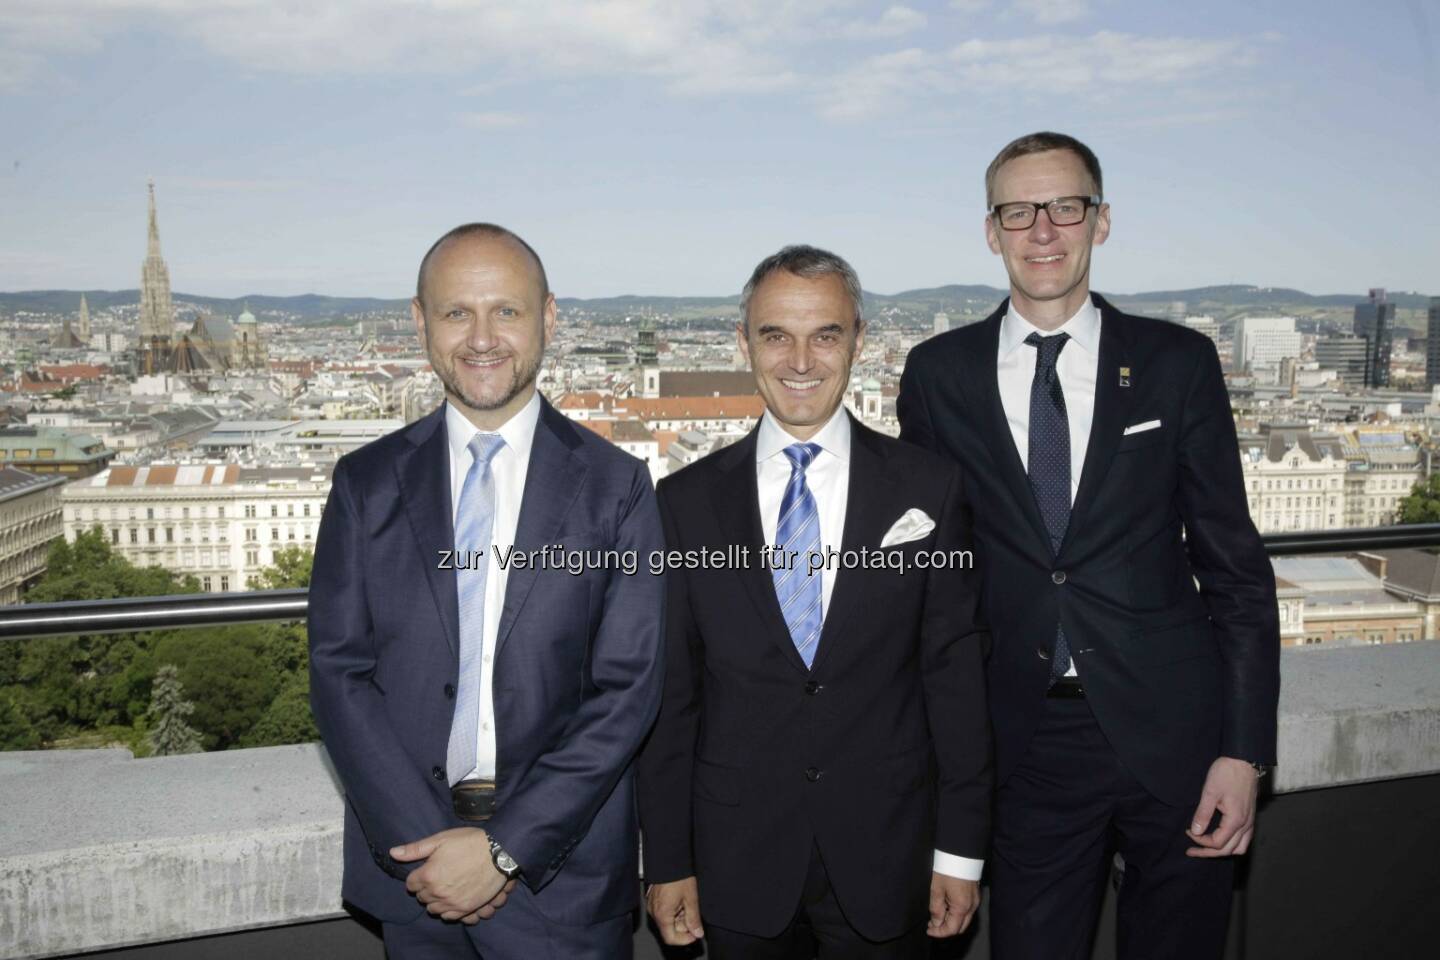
[1354,288,1395,388]
[1167,301,1186,323]
[933,312,949,337]
[1233,315,1302,378]
[138,180,175,374]
[1316,336,1371,385]
[1427,297,1440,388]
[1182,314,1219,346]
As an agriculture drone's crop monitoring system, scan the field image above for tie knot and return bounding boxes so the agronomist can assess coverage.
[1024,331,1070,368]
[467,432,506,467]
[782,442,822,472]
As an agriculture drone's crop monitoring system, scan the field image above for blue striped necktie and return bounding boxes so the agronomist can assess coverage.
[446,432,506,786]
[1025,331,1072,683]
[773,442,825,669]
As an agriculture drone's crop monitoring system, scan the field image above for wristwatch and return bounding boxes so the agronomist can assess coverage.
[489,836,522,880]
[1248,762,1271,780]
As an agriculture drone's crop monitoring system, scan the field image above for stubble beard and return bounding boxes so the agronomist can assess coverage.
[434,349,542,415]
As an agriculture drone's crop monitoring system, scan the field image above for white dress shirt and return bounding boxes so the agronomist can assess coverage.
[445,391,541,781]
[996,296,1101,679]
[755,405,984,882]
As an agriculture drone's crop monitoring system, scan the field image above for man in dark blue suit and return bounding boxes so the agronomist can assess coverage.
[899,133,1279,959]
[309,223,665,958]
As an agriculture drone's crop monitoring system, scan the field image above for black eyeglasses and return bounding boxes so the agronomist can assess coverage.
[990,196,1102,230]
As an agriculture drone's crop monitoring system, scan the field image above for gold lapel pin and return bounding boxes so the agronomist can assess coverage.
[1118,366,1131,387]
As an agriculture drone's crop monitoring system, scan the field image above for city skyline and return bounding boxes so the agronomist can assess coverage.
[2,1,1437,299]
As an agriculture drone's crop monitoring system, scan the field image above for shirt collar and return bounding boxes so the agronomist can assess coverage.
[999,294,1102,358]
[444,389,541,467]
[756,403,852,464]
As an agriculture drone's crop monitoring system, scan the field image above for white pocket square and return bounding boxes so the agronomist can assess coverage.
[881,508,935,548]
[1123,419,1162,436]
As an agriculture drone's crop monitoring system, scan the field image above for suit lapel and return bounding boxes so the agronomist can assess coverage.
[810,418,896,674]
[973,303,1053,553]
[494,400,588,661]
[1065,294,1135,553]
[396,406,460,658]
[709,429,810,674]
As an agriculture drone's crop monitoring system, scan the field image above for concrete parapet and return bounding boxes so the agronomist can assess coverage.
[1,643,1438,958]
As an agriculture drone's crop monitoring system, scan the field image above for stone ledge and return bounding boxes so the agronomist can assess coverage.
[2,642,1438,959]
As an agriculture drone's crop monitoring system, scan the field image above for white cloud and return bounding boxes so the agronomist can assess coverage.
[1012,0,1090,25]
[816,47,949,121]
[843,5,928,39]
[457,111,528,130]
[0,0,835,95]
[949,31,1259,92]
[949,0,992,13]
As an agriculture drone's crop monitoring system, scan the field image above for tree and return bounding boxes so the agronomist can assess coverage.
[151,626,278,749]
[254,545,313,590]
[1396,475,1440,524]
[145,664,202,756]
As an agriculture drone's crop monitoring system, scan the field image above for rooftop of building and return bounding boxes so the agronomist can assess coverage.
[0,466,65,503]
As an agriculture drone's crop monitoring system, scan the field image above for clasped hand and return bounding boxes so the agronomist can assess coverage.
[391,827,517,924]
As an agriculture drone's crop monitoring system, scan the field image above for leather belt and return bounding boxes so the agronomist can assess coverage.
[1047,677,1086,699]
[452,779,497,822]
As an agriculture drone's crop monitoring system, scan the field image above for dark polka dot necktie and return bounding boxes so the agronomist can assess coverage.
[1025,331,1072,683]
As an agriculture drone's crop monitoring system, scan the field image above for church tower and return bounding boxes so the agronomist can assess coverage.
[78,293,91,341]
[138,179,174,373]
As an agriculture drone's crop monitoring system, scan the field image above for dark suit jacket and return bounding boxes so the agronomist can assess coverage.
[898,294,1279,807]
[636,415,991,942]
[308,398,665,926]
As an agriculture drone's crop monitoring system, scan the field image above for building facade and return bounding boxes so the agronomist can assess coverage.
[61,464,332,592]
[0,468,66,605]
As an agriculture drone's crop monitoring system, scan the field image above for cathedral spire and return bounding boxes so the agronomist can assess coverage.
[78,293,91,340]
[147,178,163,259]
[139,178,174,346]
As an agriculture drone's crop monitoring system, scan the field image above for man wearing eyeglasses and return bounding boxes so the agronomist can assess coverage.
[898,132,1279,959]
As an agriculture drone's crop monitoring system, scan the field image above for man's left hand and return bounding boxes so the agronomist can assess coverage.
[1185,757,1260,858]
[927,873,980,938]
[392,827,511,919]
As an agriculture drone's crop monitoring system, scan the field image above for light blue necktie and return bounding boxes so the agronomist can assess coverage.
[446,432,506,786]
[772,442,824,669]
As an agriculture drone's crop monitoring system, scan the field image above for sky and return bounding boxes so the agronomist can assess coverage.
[1,0,1436,300]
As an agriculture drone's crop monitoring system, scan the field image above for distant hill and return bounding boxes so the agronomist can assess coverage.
[0,284,1430,321]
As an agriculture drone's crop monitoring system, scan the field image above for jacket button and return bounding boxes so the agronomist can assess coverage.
[1036,647,1051,661]
[1052,570,1067,584]
[804,680,822,695]
[443,683,456,700]
[804,767,822,782]
[431,765,446,782]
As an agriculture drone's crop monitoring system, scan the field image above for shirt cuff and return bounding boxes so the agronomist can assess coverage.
[933,849,984,881]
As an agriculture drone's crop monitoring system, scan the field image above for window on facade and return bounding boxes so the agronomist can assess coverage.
[146,507,154,519]
[245,505,256,518]
[303,503,311,517]
[111,528,119,544]
[246,549,259,566]
[202,576,212,592]
[165,528,173,542]
[271,528,279,541]
[129,529,138,544]
[218,506,225,518]
[220,575,230,592]
[271,504,278,518]
[183,507,190,519]
[147,529,156,543]
[287,504,295,517]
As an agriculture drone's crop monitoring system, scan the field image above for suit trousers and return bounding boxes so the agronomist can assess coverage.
[988,696,1234,960]
[704,842,930,960]
[381,884,632,960]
